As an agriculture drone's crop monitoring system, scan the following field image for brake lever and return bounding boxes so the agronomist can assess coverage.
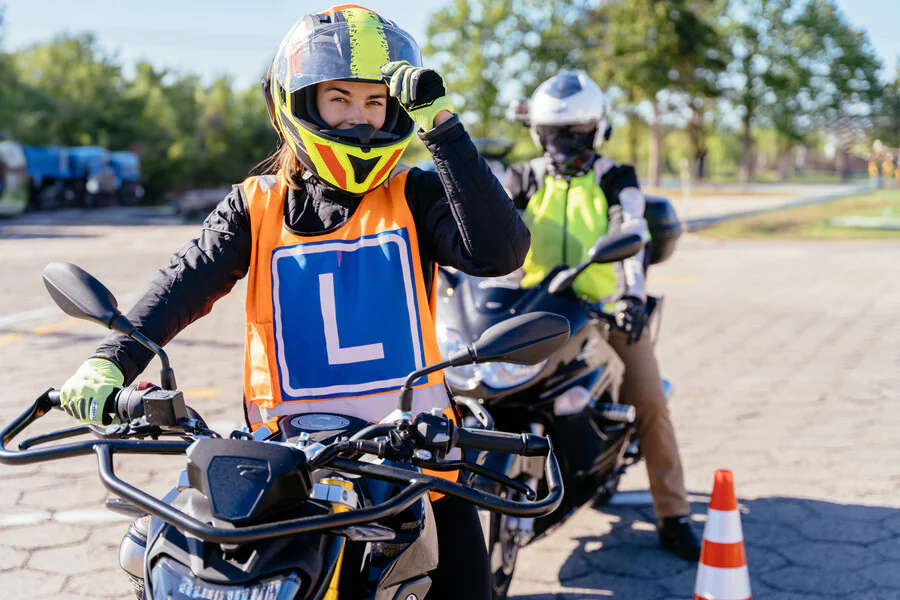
[412,457,537,501]
[18,425,93,450]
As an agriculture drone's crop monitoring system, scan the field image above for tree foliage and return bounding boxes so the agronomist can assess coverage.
[0,32,277,200]
[873,71,900,148]
[1,0,892,196]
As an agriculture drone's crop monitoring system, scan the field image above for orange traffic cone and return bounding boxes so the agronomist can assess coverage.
[694,470,751,600]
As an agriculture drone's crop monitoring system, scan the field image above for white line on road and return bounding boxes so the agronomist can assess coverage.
[0,509,130,527]
[0,307,63,328]
[0,294,138,328]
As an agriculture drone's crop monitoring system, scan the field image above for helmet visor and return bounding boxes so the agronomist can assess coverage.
[534,122,597,138]
[274,18,422,94]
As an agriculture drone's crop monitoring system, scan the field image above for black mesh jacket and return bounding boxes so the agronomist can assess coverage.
[94,115,530,383]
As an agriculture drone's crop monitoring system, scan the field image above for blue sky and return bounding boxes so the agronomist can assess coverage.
[4,0,899,91]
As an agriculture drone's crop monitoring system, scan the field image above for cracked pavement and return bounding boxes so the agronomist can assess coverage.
[1,207,898,598]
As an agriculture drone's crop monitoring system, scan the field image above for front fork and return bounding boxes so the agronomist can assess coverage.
[477,422,543,552]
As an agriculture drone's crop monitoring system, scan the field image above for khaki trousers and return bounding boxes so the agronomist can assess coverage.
[609,330,690,518]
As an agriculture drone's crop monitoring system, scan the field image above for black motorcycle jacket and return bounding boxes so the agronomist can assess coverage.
[95,115,530,383]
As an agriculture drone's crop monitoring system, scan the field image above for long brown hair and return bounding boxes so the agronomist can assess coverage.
[253,144,305,189]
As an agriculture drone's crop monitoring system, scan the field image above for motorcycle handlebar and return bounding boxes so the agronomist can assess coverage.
[46,384,168,425]
[1,391,563,540]
[453,427,550,457]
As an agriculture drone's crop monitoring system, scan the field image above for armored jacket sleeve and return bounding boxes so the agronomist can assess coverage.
[405,115,531,276]
[595,158,650,303]
[92,188,252,383]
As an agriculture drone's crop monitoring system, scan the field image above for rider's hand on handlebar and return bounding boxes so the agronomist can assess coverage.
[59,358,123,425]
[613,297,648,345]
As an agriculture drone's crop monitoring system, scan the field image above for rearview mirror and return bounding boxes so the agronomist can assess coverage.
[42,262,133,335]
[451,312,570,366]
[42,262,177,389]
[549,231,646,296]
[587,231,644,264]
[399,312,570,412]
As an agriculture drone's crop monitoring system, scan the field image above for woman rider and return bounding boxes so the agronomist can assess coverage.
[58,5,530,597]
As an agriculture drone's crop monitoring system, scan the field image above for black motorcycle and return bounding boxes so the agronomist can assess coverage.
[0,262,571,600]
[435,197,683,599]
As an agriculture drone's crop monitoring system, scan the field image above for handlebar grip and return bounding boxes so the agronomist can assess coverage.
[453,427,550,457]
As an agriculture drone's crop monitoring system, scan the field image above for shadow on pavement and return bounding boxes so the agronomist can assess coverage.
[511,494,900,600]
[0,229,97,240]
[0,206,184,230]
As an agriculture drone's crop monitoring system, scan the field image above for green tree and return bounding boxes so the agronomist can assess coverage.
[424,0,516,137]
[424,0,591,137]
[13,34,131,147]
[668,0,731,180]
[794,0,882,179]
[590,0,726,184]
[873,70,900,148]
[726,0,805,182]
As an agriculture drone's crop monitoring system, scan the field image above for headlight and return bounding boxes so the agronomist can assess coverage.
[478,360,548,390]
[436,326,479,390]
[150,557,302,600]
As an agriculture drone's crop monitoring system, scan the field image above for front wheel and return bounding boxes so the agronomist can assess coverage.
[488,508,519,600]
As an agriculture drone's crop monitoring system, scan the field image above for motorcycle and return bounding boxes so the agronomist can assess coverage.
[435,197,683,599]
[0,262,571,600]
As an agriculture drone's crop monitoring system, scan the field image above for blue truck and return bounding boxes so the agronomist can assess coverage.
[66,146,119,207]
[22,145,74,210]
[20,145,143,210]
[109,151,145,205]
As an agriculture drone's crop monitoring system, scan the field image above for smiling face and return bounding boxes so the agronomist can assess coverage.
[316,80,388,130]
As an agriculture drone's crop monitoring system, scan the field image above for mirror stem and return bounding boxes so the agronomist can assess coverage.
[130,330,176,390]
[397,359,452,412]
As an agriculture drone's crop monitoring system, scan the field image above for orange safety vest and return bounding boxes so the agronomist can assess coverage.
[241,170,450,433]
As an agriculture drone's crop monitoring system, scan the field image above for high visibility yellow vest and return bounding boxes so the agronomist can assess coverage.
[521,172,618,304]
[241,171,448,432]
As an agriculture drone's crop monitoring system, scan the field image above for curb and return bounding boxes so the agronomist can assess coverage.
[684,184,871,232]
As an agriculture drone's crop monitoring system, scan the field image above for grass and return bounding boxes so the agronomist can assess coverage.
[698,188,900,240]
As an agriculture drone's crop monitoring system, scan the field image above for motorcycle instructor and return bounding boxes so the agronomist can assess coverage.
[57,5,531,597]
[504,72,701,561]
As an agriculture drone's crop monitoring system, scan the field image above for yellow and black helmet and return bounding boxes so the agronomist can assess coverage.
[263,5,420,194]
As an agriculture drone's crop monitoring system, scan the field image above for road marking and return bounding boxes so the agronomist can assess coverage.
[33,320,81,335]
[0,293,137,328]
[0,509,130,527]
[0,307,62,328]
[182,387,222,400]
[0,332,23,346]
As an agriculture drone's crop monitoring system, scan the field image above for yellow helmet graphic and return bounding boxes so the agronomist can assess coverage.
[264,5,420,194]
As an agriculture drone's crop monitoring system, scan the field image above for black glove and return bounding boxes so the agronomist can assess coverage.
[613,297,648,345]
[380,61,455,131]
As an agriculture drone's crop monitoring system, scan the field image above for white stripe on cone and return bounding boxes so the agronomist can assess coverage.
[695,565,752,599]
[703,508,745,544]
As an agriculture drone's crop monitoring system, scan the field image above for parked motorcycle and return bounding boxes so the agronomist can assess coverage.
[435,197,683,599]
[0,262,570,600]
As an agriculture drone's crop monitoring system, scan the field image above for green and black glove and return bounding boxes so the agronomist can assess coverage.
[59,358,124,425]
[381,60,455,132]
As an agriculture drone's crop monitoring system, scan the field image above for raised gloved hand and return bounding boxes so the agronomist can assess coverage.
[380,60,455,132]
[613,297,648,345]
[59,358,124,425]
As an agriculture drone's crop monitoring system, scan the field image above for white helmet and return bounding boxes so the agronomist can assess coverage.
[529,72,610,151]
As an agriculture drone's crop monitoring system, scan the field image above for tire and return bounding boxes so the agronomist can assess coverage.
[488,488,522,600]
